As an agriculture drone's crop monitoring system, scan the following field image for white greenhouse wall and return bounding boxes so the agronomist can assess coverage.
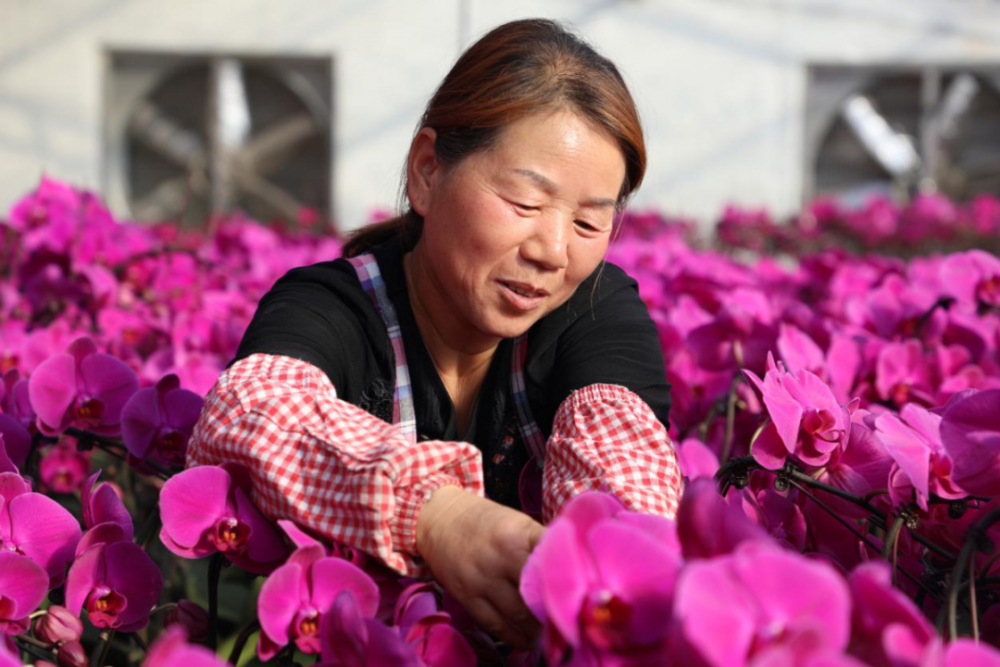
[1,0,999,232]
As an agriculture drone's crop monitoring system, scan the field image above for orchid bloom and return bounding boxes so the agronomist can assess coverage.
[0,471,82,587]
[120,373,204,467]
[159,463,288,573]
[520,492,682,666]
[317,591,421,667]
[0,550,49,635]
[744,352,851,470]
[256,544,380,660]
[28,336,139,436]
[65,529,163,632]
[674,541,851,667]
[143,625,229,667]
[873,403,967,511]
[940,388,1000,496]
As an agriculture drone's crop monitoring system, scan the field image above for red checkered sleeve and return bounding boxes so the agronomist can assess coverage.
[185,353,485,576]
[543,383,682,522]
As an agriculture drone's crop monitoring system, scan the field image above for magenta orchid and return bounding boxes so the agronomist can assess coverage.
[28,336,139,436]
[520,492,682,665]
[65,532,163,632]
[393,582,477,667]
[80,470,133,538]
[120,373,204,467]
[874,403,967,510]
[257,543,380,660]
[158,463,288,573]
[674,541,852,667]
[143,625,229,667]
[939,389,1000,496]
[0,470,82,586]
[0,550,49,635]
[744,352,850,469]
[38,439,91,493]
[317,591,421,667]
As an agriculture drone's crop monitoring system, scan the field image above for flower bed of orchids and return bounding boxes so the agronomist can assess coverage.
[0,177,999,666]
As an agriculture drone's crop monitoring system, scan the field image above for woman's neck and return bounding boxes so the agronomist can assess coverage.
[403,247,499,383]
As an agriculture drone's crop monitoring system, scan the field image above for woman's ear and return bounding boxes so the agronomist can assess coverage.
[406,127,439,217]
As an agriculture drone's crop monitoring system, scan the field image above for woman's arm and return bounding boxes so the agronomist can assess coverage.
[186,352,485,576]
[542,383,683,521]
[533,263,682,519]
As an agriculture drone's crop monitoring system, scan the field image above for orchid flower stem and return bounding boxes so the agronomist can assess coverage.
[788,479,942,603]
[882,514,906,564]
[978,551,1000,584]
[64,426,172,480]
[786,468,885,517]
[131,632,149,654]
[135,502,161,550]
[14,637,55,663]
[228,618,261,666]
[947,505,1000,641]
[698,400,722,443]
[93,629,116,667]
[970,558,979,643]
[150,602,178,617]
[719,375,741,465]
[17,634,53,650]
[208,552,226,651]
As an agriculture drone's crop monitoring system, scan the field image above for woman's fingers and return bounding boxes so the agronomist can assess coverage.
[465,584,539,649]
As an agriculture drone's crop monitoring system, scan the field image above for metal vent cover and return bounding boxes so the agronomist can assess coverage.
[103,51,333,229]
[805,65,1000,205]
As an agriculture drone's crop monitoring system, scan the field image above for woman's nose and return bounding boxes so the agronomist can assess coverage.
[520,214,569,271]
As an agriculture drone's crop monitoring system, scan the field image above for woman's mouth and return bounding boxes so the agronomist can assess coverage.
[498,280,549,311]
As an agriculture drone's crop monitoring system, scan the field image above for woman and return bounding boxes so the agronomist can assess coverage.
[187,18,682,648]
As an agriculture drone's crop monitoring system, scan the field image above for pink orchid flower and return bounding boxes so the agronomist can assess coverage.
[38,439,91,494]
[317,591,421,667]
[0,550,49,635]
[143,624,229,667]
[65,528,163,632]
[674,541,851,667]
[874,403,967,511]
[0,471,82,587]
[744,352,850,469]
[939,388,1000,496]
[80,470,133,539]
[393,582,477,667]
[847,561,935,667]
[520,492,682,666]
[28,336,139,436]
[158,463,288,574]
[121,373,204,467]
[256,543,379,660]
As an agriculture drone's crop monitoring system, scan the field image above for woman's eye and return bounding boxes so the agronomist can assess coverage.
[512,202,540,213]
[575,220,600,232]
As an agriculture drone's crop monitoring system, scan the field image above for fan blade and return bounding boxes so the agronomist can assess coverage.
[841,94,922,178]
[935,74,979,140]
[129,100,207,169]
[235,169,306,223]
[238,113,319,176]
[131,176,205,222]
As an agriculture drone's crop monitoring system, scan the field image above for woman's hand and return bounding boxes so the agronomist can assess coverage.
[416,485,544,648]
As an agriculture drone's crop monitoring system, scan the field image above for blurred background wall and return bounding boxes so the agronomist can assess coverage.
[0,0,999,233]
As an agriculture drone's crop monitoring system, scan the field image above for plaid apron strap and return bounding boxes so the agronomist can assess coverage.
[347,253,418,445]
[510,333,546,465]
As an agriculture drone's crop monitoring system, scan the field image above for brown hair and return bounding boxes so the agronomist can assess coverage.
[343,18,646,258]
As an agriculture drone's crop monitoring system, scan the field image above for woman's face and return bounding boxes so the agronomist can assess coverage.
[408,110,627,343]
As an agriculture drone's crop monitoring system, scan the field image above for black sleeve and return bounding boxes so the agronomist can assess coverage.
[231,260,388,403]
[529,262,672,431]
